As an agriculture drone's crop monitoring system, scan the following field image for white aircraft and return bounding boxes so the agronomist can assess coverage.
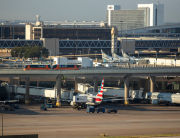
[71,78,104,106]
[0,100,18,104]
[121,49,136,60]
[112,52,130,63]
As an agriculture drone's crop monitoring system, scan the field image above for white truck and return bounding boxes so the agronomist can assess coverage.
[70,96,88,109]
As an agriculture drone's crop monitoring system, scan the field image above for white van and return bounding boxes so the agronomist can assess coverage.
[27,58,32,61]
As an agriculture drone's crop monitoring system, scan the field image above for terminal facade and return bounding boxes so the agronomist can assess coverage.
[107,3,164,31]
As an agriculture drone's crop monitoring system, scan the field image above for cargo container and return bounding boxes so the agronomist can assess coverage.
[87,106,95,113]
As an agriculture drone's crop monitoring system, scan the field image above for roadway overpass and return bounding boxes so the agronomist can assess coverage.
[1,67,180,106]
[0,67,180,77]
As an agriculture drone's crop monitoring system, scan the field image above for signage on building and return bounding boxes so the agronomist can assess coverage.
[108,6,113,9]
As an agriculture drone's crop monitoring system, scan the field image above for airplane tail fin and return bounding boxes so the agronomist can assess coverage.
[96,79,104,101]
[121,49,129,58]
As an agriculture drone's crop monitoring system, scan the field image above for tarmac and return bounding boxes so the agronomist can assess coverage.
[1,103,180,138]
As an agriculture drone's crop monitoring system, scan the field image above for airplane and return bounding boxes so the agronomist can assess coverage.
[112,52,132,63]
[71,78,104,106]
[121,49,136,60]
[121,49,150,64]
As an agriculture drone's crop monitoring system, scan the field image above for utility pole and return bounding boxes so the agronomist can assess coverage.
[40,50,42,60]
[13,51,16,60]
[49,51,51,65]
[76,31,78,56]
[2,104,4,138]
[22,53,25,62]
[119,21,124,38]
[94,51,97,59]
[73,21,76,59]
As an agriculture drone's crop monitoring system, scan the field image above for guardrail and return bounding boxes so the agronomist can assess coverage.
[0,65,179,70]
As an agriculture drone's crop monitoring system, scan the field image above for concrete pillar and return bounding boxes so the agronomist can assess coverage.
[150,76,155,92]
[25,77,30,104]
[17,78,21,86]
[10,77,13,85]
[74,79,78,91]
[138,79,144,90]
[176,55,179,60]
[93,77,98,92]
[162,81,166,91]
[56,75,62,107]
[124,75,130,105]
[37,81,39,87]
[178,47,180,53]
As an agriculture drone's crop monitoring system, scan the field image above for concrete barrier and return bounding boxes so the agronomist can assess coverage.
[0,134,38,138]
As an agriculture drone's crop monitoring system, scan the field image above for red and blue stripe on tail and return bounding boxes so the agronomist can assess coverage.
[95,78,104,102]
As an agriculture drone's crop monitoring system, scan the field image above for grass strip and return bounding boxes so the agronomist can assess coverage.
[90,133,180,138]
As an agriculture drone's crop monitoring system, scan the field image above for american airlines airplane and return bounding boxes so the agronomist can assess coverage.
[71,79,105,107]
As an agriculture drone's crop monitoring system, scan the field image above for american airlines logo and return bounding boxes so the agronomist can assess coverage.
[109,6,113,9]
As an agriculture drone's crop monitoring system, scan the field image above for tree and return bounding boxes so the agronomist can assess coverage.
[11,47,21,58]
[11,46,49,59]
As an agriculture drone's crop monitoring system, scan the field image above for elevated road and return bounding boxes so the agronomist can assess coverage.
[0,67,179,77]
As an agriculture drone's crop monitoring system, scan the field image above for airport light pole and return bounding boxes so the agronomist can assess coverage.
[59,53,62,66]
[88,48,90,55]
[18,53,20,61]
[94,51,97,60]
[2,103,4,138]
[128,53,131,69]
[40,50,42,60]
[73,21,76,59]
[156,52,157,65]
[75,31,78,56]
[171,52,172,67]
[125,34,127,53]
[22,53,25,60]
[174,53,177,67]
[144,28,145,37]
[69,53,72,59]
[13,51,16,60]
[49,51,51,65]
[119,21,124,38]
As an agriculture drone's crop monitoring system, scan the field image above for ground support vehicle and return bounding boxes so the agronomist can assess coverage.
[87,106,95,113]
[5,106,15,111]
[107,109,117,113]
[10,104,19,109]
[96,107,105,113]
[71,96,88,110]
[73,103,87,110]
[40,105,47,111]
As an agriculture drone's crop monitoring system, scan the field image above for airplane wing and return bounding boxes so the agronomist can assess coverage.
[88,96,103,99]
[103,98,132,102]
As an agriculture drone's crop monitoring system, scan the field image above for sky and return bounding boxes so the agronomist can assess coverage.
[0,0,180,23]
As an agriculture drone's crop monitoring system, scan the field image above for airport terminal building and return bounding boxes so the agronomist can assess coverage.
[107,4,164,31]
[0,3,180,55]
